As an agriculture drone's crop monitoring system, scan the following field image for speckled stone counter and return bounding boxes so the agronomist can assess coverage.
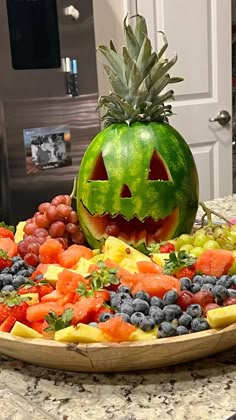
[0,195,236,420]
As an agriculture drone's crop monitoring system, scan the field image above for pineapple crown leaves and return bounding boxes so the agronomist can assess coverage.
[76,260,119,297]
[163,251,196,275]
[97,14,183,125]
[0,291,31,307]
[44,308,74,333]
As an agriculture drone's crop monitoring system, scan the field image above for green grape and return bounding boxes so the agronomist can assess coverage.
[229,230,236,244]
[190,246,204,257]
[176,234,194,250]
[221,238,234,250]
[203,240,220,250]
[213,226,228,240]
[231,225,236,232]
[180,244,194,252]
[193,233,208,247]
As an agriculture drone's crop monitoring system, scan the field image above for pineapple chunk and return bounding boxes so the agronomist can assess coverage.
[151,253,170,267]
[44,265,79,287]
[23,293,39,306]
[72,257,93,275]
[207,304,236,329]
[11,321,43,339]
[129,327,157,341]
[14,221,26,243]
[119,258,139,273]
[104,236,150,264]
[54,323,107,343]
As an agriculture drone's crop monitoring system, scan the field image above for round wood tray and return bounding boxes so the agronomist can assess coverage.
[1,323,236,372]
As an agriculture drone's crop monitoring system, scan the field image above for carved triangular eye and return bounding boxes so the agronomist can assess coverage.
[89,153,108,180]
[148,151,169,181]
[120,184,132,198]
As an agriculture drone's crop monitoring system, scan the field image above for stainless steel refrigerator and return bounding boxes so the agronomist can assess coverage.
[0,0,100,225]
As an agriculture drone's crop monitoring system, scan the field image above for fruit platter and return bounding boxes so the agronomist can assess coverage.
[0,15,236,372]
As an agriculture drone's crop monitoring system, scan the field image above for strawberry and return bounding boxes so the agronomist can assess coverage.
[0,292,30,323]
[0,315,16,332]
[0,250,12,270]
[0,227,14,240]
[163,251,196,279]
[18,279,54,299]
[159,242,175,253]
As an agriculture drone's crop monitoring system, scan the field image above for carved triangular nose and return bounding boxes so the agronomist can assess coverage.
[120,184,132,198]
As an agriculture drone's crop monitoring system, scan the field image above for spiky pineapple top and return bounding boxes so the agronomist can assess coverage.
[98,15,183,126]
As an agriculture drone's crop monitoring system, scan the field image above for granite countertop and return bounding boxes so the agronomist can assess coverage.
[0,194,236,420]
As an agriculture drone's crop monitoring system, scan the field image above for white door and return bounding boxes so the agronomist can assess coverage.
[134,0,233,201]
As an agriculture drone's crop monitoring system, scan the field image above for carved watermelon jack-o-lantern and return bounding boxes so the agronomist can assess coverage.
[76,15,199,254]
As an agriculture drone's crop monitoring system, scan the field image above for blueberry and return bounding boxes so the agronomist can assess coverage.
[150,296,164,309]
[110,292,132,309]
[191,283,201,294]
[34,274,44,281]
[139,316,155,332]
[12,256,23,263]
[149,306,164,324]
[1,274,13,286]
[133,291,150,303]
[0,267,11,274]
[192,275,204,285]
[27,266,35,276]
[120,301,135,317]
[98,312,114,322]
[88,322,98,328]
[114,312,130,323]
[186,304,202,318]
[118,285,131,295]
[227,289,236,297]
[109,290,116,300]
[180,277,192,291]
[132,298,149,315]
[162,306,177,322]
[216,275,232,289]
[231,275,236,287]
[1,285,15,292]
[191,317,210,332]
[12,275,26,289]
[202,275,217,285]
[16,269,30,277]
[211,285,229,301]
[176,326,189,335]
[163,290,178,305]
[201,283,214,292]
[178,313,192,329]
[10,261,26,274]
[158,321,177,338]
[130,312,145,327]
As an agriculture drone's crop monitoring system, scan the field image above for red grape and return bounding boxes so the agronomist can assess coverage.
[18,240,29,257]
[35,214,49,229]
[34,228,48,238]
[64,195,72,206]
[56,237,68,250]
[176,290,193,311]
[38,202,50,213]
[68,211,78,224]
[24,235,37,243]
[204,303,220,315]
[71,230,85,244]
[192,290,214,307]
[48,221,65,238]
[105,223,120,237]
[27,242,40,256]
[65,223,78,234]
[24,222,38,235]
[37,236,47,245]
[56,204,72,218]
[24,253,38,267]
[51,195,67,206]
[223,297,236,306]
[46,205,58,222]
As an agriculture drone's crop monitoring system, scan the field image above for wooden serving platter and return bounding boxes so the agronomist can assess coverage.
[1,324,236,372]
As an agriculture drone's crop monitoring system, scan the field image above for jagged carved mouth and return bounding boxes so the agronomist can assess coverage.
[80,203,179,246]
